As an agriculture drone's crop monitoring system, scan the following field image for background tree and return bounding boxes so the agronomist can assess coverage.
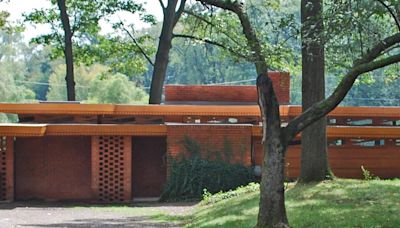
[149,0,186,104]
[299,0,331,182]
[56,0,75,101]
[87,73,148,104]
[0,30,36,122]
[25,0,153,101]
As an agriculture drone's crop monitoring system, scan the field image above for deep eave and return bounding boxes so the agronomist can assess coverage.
[0,103,399,118]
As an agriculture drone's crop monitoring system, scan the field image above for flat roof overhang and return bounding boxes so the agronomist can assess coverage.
[0,124,167,137]
[1,124,399,138]
[0,103,399,118]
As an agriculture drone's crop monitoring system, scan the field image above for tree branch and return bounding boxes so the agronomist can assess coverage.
[174,0,186,26]
[172,33,249,59]
[158,0,166,10]
[356,33,400,64]
[183,9,242,46]
[197,0,268,74]
[120,21,154,66]
[283,33,400,144]
[376,0,400,32]
[197,0,237,12]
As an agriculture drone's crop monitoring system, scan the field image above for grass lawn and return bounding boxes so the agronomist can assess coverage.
[184,179,400,228]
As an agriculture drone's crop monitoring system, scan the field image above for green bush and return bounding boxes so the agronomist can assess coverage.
[160,137,255,201]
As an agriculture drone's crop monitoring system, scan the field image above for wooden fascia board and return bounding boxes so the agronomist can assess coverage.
[45,124,167,136]
[0,124,167,136]
[252,125,400,138]
[287,106,400,118]
[0,103,115,115]
[0,124,46,136]
[0,103,399,119]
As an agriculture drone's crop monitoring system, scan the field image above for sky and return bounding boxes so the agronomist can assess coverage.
[0,0,163,41]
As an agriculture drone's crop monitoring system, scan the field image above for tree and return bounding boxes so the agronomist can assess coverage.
[46,63,106,101]
[193,0,400,227]
[87,73,148,104]
[56,0,75,101]
[149,0,186,104]
[299,0,331,182]
[25,0,152,100]
[0,30,36,122]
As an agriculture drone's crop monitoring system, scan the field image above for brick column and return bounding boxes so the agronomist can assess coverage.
[91,136,132,203]
[0,137,14,202]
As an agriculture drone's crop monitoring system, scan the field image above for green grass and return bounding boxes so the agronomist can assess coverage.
[185,179,400,228]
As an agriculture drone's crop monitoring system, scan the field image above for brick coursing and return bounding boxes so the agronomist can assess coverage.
[166,125,252,170]
[165,72,290,104]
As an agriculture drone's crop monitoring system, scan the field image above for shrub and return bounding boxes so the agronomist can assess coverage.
[160,137,255,201]
[361,165,380,181]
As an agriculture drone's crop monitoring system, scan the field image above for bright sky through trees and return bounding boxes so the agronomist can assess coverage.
[0,0,163,41]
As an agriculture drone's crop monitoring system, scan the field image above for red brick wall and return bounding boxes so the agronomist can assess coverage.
[166,124,252,167]
[165,72,290,104]
[15,136,93,201]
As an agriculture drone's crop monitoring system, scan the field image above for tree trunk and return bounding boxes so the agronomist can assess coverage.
[299,0,331,182]
[57,0,75,101]
[149,0,182,104]
[256,74,289,228]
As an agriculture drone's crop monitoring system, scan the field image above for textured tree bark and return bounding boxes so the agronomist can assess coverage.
[299,0,331,182]
[57,0,75,101]
[256,74,289,228]
[149,0,185,104]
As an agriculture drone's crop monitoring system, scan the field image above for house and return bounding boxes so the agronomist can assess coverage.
[0,72,399,203]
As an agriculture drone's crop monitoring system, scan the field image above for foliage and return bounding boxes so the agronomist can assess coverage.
[45,63,148,104]
[160,136,254,201]
[324,0,399,71]
[24,0,155,79]
[180,1,300,74]
[76,35,155,84]
[361,166,380,181]
[201,182,259,205]
[184,179,400,227]
[0,10,9,29]
[46,63,106,101]
[0,30,36,122]
[87,73,148,104]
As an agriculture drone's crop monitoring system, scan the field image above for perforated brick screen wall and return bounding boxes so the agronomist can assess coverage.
[0,137,6,200]
[0,137,13,201]
[92,136,132,203]
[165,72,290,104]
